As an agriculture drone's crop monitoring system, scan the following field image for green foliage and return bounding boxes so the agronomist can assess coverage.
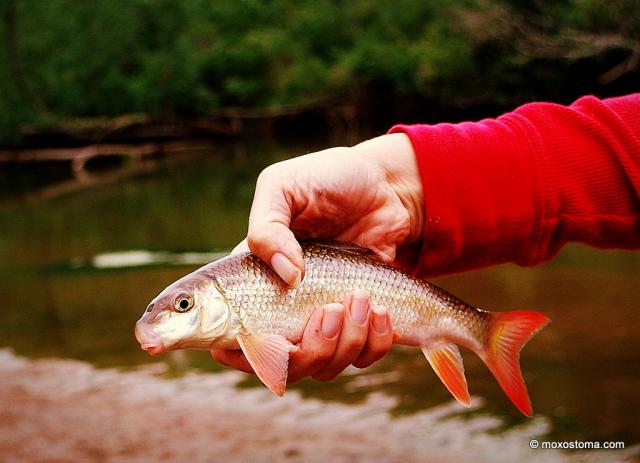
[0,0,638,143]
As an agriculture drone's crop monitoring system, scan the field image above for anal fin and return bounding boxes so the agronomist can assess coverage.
[236,331,299,396]
[422,343,470,407]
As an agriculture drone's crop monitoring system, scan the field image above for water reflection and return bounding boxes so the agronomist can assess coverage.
[0,142,638,455]
[7,348,635,463]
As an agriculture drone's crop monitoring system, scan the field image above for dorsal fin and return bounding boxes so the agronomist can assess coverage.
[300,239,374,256]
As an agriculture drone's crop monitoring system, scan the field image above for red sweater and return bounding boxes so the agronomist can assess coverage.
[390,94,640,276]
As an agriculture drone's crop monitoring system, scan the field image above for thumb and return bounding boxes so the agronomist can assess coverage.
[247,222,304,288]
[248,221,304,288]
[247,168,305,287]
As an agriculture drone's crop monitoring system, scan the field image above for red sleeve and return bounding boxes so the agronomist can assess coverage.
[389,94,640,277]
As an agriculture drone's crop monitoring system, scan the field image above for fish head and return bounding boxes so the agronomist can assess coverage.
[135,269,230,355]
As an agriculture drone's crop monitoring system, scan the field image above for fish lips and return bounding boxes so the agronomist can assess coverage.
[135,322,166,356]
[140,343,166,356]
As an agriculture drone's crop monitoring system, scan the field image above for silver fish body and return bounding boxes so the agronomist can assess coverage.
[215,242,487,351]
[135,241,549,416]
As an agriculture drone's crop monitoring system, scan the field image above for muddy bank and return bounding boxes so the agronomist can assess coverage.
[0,349,635,463]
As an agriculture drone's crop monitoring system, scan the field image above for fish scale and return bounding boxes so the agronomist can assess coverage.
[213,242,486,349]
[136,241,550,416]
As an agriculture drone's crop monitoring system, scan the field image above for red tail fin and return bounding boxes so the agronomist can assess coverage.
[481,311,550,416]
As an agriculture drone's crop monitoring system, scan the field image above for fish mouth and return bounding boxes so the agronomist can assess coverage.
[140,342,166,356]
[135,322,166,356]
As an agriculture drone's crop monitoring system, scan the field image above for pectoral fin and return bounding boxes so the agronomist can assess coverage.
[236,331,299,396]
[422,342,470,407]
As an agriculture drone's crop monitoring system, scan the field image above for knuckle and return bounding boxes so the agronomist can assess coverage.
[305,351,334,372]
[247,227,280,255]
[313,371,338,382]
[256,165,273,183]
[352,358,373,369]
[247,229,267,248]
[286,374,302,384]
[257,162,283,184]
[342,337,366,356]
[210,350,228,364]
[367,340,390,356]
[291,347,331,373]
[354,351,382,369]
[314,349,334,364]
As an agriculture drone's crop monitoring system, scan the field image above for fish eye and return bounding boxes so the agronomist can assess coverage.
[174,294,194,312]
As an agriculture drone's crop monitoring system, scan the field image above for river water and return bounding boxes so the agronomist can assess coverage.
[1,141,638,462]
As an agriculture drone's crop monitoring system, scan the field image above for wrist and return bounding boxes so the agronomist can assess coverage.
[352,133,424,244]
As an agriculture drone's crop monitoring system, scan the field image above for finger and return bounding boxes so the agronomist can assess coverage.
[247,166,305,287]
[248,215,304,288]
[352,305,393,368]
[210,349,254,374]
[231,238,250,255]
[287,303,344,383]
[313,290,370,381]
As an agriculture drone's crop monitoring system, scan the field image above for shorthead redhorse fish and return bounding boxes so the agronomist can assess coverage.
[135,241,549,416]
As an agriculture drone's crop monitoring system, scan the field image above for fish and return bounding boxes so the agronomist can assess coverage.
[135,241,550,416]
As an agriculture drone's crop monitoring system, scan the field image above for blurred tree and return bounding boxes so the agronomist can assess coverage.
[0,0,638,145]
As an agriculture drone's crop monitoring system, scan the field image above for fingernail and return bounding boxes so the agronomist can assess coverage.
[372,305,388,333]
[350,289,369,325]
[271,252,301,288]
[322,303,344,338]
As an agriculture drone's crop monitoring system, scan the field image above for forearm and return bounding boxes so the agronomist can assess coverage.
[390,94,640,276]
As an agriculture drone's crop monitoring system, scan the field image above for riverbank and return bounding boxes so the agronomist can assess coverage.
[0,349,635,463]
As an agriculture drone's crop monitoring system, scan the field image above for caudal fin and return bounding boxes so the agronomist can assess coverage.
[481,311,550,416]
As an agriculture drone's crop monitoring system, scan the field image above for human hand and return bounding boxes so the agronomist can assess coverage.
[211,290,394,383]
[243,132,424,287]
[218,133,422,381]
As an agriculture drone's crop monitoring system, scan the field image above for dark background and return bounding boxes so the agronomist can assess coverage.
[1,0,638,148]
